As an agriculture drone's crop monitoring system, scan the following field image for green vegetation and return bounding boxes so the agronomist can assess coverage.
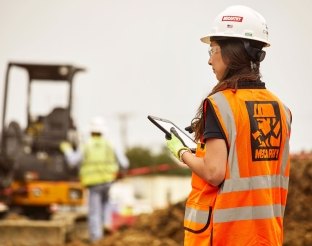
[125,146,191,176]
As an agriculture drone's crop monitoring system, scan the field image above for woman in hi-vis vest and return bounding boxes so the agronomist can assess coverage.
[166,5,292,246]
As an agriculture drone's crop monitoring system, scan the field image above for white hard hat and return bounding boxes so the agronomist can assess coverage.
[89,116,108,134]
[201,5,270,47]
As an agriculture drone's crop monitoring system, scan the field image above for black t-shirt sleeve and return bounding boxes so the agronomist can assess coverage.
[203,100,224,141]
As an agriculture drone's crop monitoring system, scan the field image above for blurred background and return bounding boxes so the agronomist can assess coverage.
[0,0,311,153]
[0,1,311,246]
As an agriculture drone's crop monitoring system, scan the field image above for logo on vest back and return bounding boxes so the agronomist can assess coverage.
[246,101,282,161]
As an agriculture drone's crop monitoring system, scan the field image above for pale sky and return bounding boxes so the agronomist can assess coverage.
[0,0,311,153]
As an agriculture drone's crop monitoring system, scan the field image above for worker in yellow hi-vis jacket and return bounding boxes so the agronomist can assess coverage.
[61,117,127,242]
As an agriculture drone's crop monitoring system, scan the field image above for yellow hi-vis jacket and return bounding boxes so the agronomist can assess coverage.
[79,136,119,187]
[210,89,291,245]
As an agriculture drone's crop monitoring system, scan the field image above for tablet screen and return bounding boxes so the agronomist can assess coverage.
[147,115,197,151]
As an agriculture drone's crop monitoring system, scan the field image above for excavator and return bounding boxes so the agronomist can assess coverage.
[0,63,186,245]
[0,62,86,220]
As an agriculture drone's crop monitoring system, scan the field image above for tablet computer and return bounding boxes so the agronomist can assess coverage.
[147,115,197,152]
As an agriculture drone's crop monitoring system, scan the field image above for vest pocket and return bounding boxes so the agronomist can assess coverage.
[184,205,212,234]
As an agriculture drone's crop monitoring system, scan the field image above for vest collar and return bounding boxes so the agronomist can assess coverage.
[237,81,266,89]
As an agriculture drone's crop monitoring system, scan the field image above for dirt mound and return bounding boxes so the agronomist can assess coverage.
[95,201,184,246]
[283,158,312,246]
[67,157,312,246]
[66,201,184,246]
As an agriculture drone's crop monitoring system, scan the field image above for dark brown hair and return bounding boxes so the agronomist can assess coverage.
[193,37,264,141]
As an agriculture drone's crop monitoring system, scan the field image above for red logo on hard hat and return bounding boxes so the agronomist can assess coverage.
[222,16,243,22]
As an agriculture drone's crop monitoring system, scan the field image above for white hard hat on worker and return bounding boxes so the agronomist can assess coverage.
[201,5,270,47]
[89,116,108,135]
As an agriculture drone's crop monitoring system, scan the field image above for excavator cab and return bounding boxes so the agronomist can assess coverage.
[0,62,86,219]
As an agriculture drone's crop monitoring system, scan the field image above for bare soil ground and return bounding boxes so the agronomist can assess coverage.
[66,157,312,246]
[283,158,312,246]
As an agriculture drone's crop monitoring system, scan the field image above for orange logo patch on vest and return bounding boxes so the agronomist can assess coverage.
[246,101,282,161]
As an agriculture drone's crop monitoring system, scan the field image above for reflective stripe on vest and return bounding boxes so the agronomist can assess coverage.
[214,204,285,223]
[185,206,211,225]
[210,91,291,222]
[281,104,291,175]
[221,175,289,192]
[211,92,240,178]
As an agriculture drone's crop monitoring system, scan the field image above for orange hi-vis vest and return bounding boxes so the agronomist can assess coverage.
[183,144,219,245]
[209,89,292,245]
[184,165,219,245]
